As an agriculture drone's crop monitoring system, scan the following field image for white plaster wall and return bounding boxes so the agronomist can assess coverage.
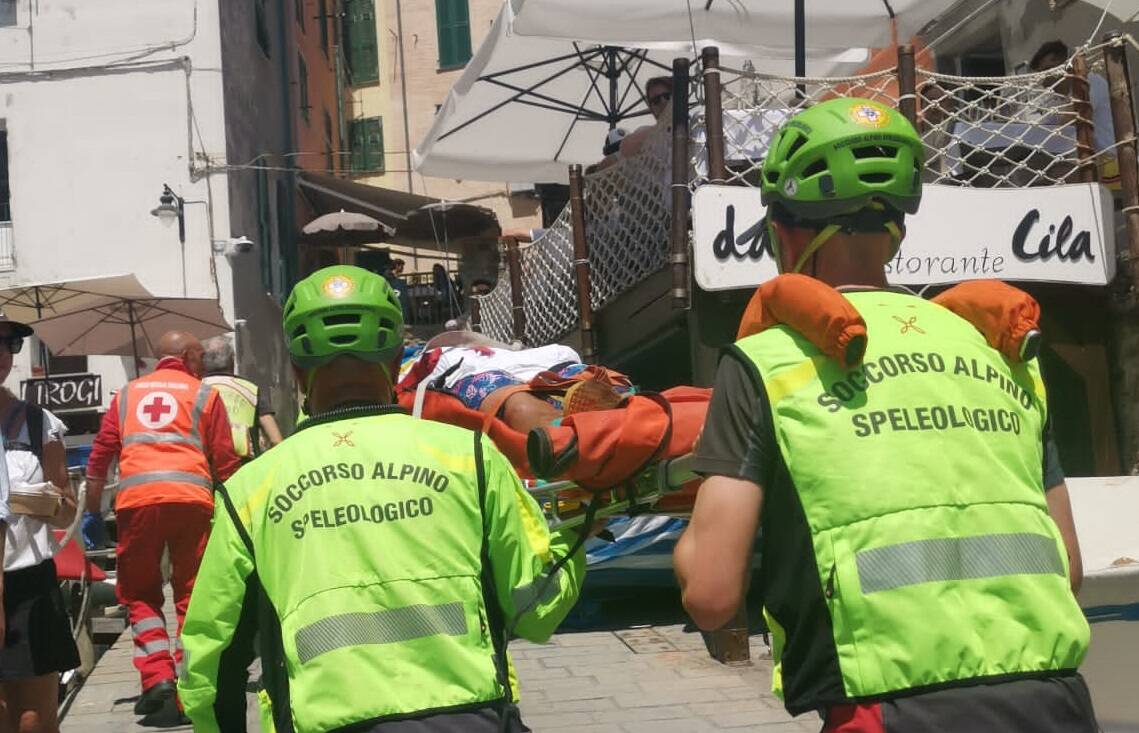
[0,0,240,415]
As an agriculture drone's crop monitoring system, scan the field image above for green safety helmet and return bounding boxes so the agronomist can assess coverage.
[760,97,925,272]
[283,265,404,371]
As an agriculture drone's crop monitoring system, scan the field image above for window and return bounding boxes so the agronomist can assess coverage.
[0,128,12,272]
[254,0,271,57]
[295,0,305,31]
[435,0,472,70]
[318,0,329,56]
[256,168,273,292]
[44,352,88,375]
[0,1,17,27]
[348,117,384,173]
[343,0,378,85]
[323,110,335,172]
[297,53,310,124]
[0,130,9,223]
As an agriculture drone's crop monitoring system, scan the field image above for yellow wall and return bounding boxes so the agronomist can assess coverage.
[348,0,540,273]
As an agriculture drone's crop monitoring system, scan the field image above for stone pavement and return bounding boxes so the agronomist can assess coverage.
[61,615,812,732]
[514,625,816,733]
[60,596,260,733]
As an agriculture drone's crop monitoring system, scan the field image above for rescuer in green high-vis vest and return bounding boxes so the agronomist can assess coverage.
[178,265,589,733]
[674,98,1099,733]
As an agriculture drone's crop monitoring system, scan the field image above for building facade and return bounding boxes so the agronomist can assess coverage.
[342,0,541,274]
[0,0,340,434]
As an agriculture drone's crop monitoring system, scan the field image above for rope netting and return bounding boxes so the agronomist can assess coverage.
[477,44,1117,347]
[693,45,1112,189]
[475,121,673,344]
[692,67,901,187]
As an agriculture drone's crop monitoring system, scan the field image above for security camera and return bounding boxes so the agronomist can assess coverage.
[211,236,255,256]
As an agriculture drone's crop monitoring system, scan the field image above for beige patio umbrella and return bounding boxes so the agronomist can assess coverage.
[30,293,231,378]
[0,274,157,382]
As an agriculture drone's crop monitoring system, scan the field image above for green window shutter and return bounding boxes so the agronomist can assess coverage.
[345,0,378,85]
[349,117,384,173]
[436,0,471,69]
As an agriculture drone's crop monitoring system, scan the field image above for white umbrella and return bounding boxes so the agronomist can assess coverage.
[508,0,960,53]
[1071,0,1139,23]
[31,296,231,378]
[414,1,928,183]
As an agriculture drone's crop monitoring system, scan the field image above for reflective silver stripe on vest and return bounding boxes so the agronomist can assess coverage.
[118,384,129,425]
[511,566,566,614]
[856,532,1065,594]
[131,616,167,635]
[190,383,212,446]
[117,471,213,491]
[294,602,467,665]
[133,639,171,657]
[123,433,202,448]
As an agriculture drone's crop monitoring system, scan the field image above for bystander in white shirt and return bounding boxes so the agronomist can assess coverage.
[3,409,66,571]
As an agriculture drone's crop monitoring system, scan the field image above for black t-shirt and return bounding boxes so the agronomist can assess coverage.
[692,352,1065,489]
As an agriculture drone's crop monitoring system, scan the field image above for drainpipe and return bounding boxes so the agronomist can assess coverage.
[334,0,347,166]
[394,0,418,268]
[276,0,297,284]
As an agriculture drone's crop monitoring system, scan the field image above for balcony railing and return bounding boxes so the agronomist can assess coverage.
[0,222,15,272]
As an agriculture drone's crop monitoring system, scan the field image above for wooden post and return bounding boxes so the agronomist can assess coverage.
[897,44,918,127]
[505,236,526,342]
[701,47,727,184]
[670,57,692,310]
[1071,52,1098,184]
[568,164,597,363]
[1104,32,1139,292]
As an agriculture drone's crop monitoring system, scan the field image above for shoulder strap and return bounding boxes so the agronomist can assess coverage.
[27,403,44,461]
[2,400,26,442]
[473,430,512,706]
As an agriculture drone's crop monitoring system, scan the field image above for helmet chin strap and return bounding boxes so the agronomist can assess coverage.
[303,360,394,405]
[772,203,905,275]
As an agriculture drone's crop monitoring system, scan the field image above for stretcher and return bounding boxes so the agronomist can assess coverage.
[400,278,1045,533]
[525,452,696,532]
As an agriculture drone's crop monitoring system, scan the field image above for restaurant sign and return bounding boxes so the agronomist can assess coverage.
[692,182,1116,291]
[21,373,103,412]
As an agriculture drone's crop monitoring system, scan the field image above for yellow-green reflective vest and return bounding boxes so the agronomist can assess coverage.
[204,375,259,458]
[178,408,585,733]
[734,290,1089,714]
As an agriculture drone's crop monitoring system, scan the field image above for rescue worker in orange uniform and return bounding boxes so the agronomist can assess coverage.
[84,331,241,716]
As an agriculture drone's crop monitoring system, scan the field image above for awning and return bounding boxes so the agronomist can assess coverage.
[298,173,500,245]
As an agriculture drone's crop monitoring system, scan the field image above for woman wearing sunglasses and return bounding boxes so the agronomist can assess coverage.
[0,315,79,733]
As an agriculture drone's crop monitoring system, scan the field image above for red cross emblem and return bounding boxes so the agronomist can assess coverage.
[136,391,179,429]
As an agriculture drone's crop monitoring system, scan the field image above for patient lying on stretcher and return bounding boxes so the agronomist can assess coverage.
[400,338,633,434]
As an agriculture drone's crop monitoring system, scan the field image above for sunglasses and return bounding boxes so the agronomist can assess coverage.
[0,336,23,355]
[648,92,672,106]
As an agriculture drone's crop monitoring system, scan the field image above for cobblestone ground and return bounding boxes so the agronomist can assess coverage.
[515,625,816,733]
[61,592,813,732]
